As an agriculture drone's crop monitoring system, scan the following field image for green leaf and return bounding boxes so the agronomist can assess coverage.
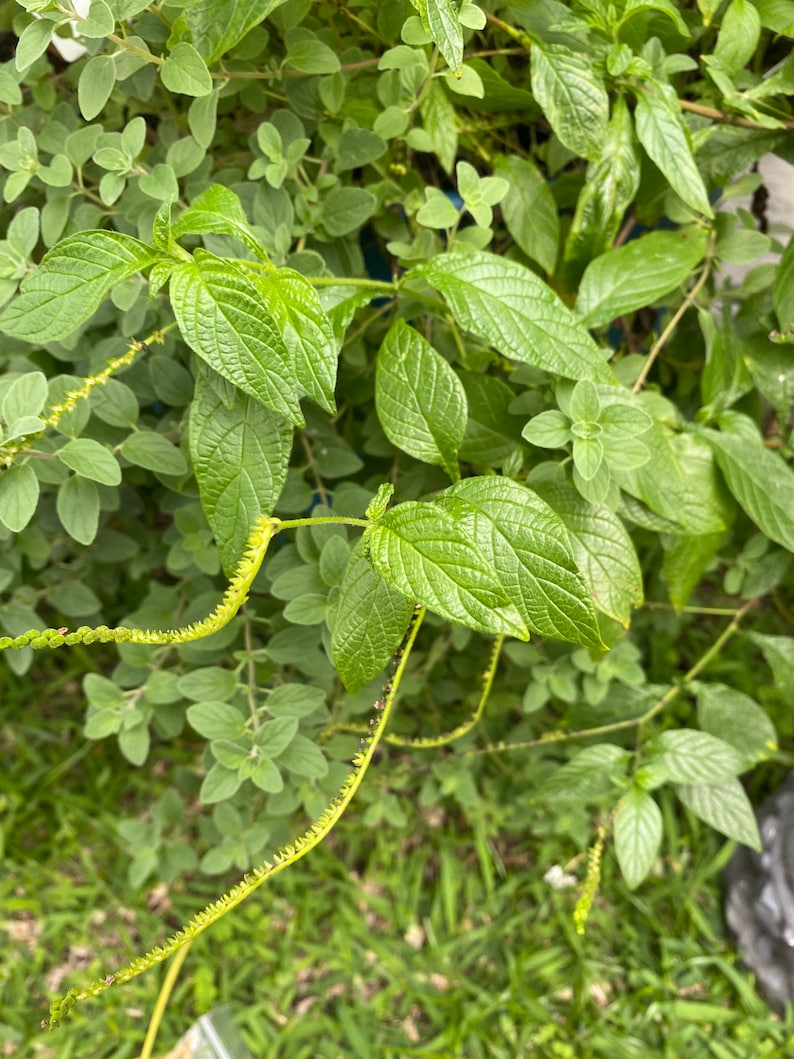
[376,320,467,480]
[774,231,794,332]
[188,89,219,150]
[705,414,794,551]
[2,372,48,423]
[537,744,630,801]
[493,154,559,274]
[366,500,526,638]
[286,39,341,74]
[120,431,188,476]
[331,538,415,693]
[0,230,156,343]
[256,716,298,757]
[622,0,691,36]
[15,18,54,72]
[522,410,572,449]
[57,475,100,545]
[80,0,116,38]
[436,476,602,646]
[78,55,116,120]
[714,0,761,75]
[423,0,464,73]
[91,379,139,428]
[161,43,213,97]
[530,44,609,161]
[257,269,338,414]
[200,763,243,803]
[654,728,748,784]
[414,251,612,383]
[538,482,643,627]
[420,82,457,175]
[174,0,288,64]
[277,734,329,778]
[58,438,122,486]
[676,779,761,849]
[247,755,283,793]
[169,250,303,425]
[745,632,794,704]
[634,80,714,218]
[321,187,377,237]
[187,701,247,741]
[178,667,239,702]
[614,424,726,535]
[575,229,708,328]
[416,189,460,229]
[661,531,724,610]
[172,184,268,260]
[695,682,777,762]
[0,463,39,533]
[267,684,326,718]
[614,787,663,889]
[459,371,524,466]
[189,371,292,574]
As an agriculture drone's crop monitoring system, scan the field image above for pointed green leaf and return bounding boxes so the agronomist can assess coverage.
[531,44,609,161]
[367,500,526,638]
[174,0,289,64]
[420,81,457,175]
[376,320,467,480]
[15,18,54,71]
[257,269,338,414]
[576,229,708,328]
[695,682,777,762]
[655,728,749,784]
[661,531,724,610]
[410,0,464,73]
[414,251,612,383]
[0,463,39,533]
[189,371,292,574]
[634,80,714,218]
[331,539,414,693]
[436,477,602,646]
[172,184,269,260]
[614,787,663,889]
[537,744,630,801]
[538,482,643,626]
[493,154,559,273]
[0,231,156,343]
[170,250,302,424]
[705,414,794,551]
[676,779,761,849]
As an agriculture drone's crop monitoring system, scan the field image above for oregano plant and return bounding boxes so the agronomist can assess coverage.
[0,0,793,1037]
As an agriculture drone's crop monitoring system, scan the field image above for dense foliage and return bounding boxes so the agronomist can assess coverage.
[1,0,794,1038]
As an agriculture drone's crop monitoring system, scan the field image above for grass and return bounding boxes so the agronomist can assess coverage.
[3,656,794,1059]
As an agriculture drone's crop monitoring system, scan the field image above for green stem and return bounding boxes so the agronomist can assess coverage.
[468,599,757,757]
[138,941,192,1059]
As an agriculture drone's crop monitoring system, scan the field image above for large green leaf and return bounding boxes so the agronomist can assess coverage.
[435,477,602,646]
[458,371,524,467]
[613,423,727,535]
[537,744,630,801]
[0,231,156,343]
[576,229,708,328]
[695,682,777,762]
[634,80,714,218]
[530,44,609,161]
[366,500,527,638]
[331,539,415,693]
[493,154,559,274]
[171,184,269,260]
[189,371,293,574]
[169,250,303,424]
[172,0,289,63]
[256,268,338,415]
[410,0,464,73]
[705,413,794,551]
[563,95,641,286]
[375,320,467,481]
[414,252,612,383]
[538,482,643,627]
[614,787,663,889]
[676,779,761,849]
[654,728,748,784]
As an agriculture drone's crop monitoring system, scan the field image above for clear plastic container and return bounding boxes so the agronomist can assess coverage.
[160,1007,253,1059]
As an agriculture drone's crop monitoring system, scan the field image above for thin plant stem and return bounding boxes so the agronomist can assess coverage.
[138,941,193,1059]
